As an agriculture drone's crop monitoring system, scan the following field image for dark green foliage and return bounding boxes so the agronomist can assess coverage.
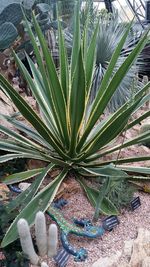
[0,158,27,177]
[1,250,30,267]
[0,199,17,240]
[106,179,136,209]
[0,22,18,50]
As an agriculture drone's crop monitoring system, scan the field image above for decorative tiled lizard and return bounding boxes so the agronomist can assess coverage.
[46,202,105,262]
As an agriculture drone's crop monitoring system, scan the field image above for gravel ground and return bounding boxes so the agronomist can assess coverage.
[36,189,150,267]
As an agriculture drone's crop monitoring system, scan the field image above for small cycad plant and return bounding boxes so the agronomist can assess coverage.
[0,1,150,248]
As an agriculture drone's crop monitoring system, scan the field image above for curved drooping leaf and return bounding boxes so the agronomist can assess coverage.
[2,169,67,247]
[79,165,128,178]
[5,164,54,212]
[118,166,150,175]
[78,179,118,216]
[1,168,44,184]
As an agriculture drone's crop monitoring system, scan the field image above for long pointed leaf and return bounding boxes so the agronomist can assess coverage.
[32,13,69,148]
[1,168,44,184]
[58,18,69,102]
[118,165,150,175]
[77,28,149,150]
[0,124,42,149]
[6,164,54,212]
[0,74,68,159]
[71,1,80,78]
[78,179,118,215]
[0,153,49,164]
[14,52,60,141]
[86,23,99,95]
[2,169,67,247]
[69,48,86,156]
[78,98,142,160]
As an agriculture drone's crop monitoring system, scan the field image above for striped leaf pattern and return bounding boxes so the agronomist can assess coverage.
[0,2,149,247]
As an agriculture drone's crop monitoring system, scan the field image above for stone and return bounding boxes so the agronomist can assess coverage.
[18,182,31,191]
[129,228,150,267]
[92,250,122,267]
[27,159,47,170]
[123,240,133,258]
[92,228,150,267]
[0,183,10,201]
[142,257,150,267]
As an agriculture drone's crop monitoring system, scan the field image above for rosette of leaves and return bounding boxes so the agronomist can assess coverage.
[90,12,142,112]
[0,2,150,248]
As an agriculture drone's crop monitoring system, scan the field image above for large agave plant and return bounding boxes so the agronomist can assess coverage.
[0,2,150,247]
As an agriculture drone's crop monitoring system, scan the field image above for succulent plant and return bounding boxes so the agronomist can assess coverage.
[0,22,18,51]
[0,0,50,52]
[22,0,36,10]
[0,0,21,14]
[0,3,23,26]
[17,211,58,266]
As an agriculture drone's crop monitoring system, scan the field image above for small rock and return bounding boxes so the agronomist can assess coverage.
[123,240,133,258]
[18,182,31,191]
[0,183,10,201]
[92,250,122,267]
[142,257,150,267]
[129,228,150,266]
[27,159,47,170]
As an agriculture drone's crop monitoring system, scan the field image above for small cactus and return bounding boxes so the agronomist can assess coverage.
[35,211,47,257]
[17,211,58,267]
[47,224,58,257]
[17,219,39,265]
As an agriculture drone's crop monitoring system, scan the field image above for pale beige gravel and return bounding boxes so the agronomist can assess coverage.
[35,189,150,267]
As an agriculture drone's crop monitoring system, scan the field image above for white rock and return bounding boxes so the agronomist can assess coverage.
[92,250,122,267]
[142,257,150,267]
[41,262,49,267]
[18,182,31,191]
[123,240,133,258]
